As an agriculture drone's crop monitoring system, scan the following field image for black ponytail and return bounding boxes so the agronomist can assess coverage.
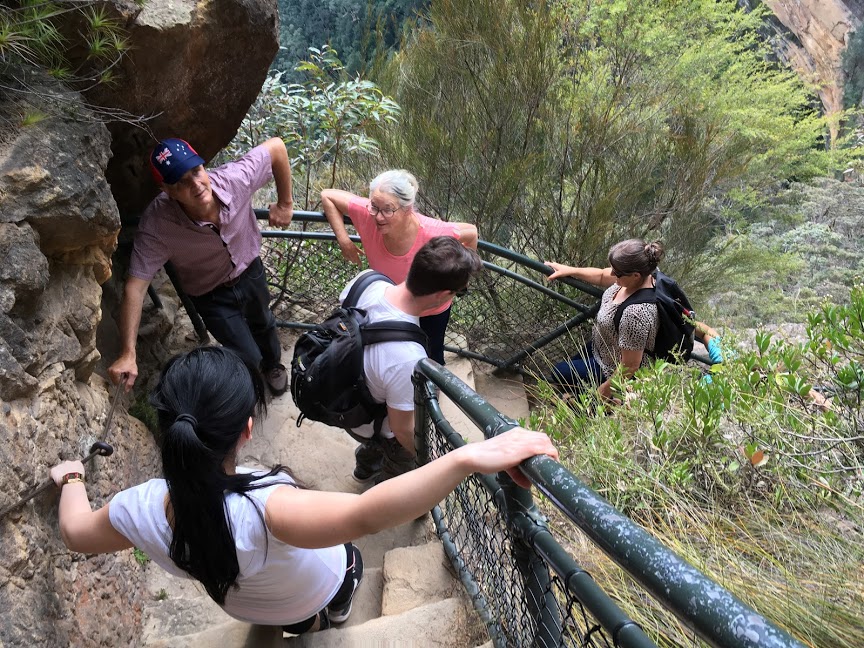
[150,347,287,605]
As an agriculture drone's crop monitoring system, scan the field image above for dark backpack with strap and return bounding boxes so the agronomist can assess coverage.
[612,269,696,363]
[290,271,428,429]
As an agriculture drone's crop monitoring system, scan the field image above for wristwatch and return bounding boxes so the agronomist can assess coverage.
[61,472,85,486]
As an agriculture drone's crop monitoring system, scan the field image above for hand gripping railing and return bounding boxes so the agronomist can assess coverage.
[411,358,806,648]
[254,210,609,373]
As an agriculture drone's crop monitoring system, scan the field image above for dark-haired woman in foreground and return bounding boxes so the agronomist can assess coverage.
[544,239,665,401]
[50,347,557,634]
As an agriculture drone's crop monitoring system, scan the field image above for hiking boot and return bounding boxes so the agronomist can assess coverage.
[352,441,382,483]
[328,545,364,623]
[265,364,288,396]
[375,437,416,484]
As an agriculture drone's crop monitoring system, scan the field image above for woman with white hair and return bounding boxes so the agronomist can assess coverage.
[321,170,478,364]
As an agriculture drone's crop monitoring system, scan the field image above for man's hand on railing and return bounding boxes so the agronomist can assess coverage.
[268,200,294,228]
[461,427,559,489]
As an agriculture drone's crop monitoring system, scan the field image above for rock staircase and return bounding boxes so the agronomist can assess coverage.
[138,351,529,648]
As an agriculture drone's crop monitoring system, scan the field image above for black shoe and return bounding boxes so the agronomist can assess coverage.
[352,444,382,483]
[328,546,364,623]
[375,437,416,484]
[265,364,288,396]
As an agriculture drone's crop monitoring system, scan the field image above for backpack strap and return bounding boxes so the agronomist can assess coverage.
[343,271,394,308]
[361,321,429,353]
[613,286,656,333]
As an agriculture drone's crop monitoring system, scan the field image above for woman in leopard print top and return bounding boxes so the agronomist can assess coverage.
[544,239,664,401]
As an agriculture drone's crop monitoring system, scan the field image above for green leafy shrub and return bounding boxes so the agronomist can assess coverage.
[532,288,864,646]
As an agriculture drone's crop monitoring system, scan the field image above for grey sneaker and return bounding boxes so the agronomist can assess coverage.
[265,364,288,396]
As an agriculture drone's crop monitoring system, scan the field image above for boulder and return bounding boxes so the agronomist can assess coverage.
[89,0,280,217]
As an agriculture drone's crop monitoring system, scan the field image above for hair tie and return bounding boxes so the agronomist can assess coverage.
[175,413,198,428]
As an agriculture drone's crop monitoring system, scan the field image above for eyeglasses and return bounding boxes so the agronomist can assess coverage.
[610,267,631,278]
[366,202,402,218]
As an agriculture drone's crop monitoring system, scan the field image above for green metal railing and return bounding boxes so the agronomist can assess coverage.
[412,358,807,648]
[255,211,711,375]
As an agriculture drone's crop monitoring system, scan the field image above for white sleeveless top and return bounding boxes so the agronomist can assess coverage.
[108,468,345,625]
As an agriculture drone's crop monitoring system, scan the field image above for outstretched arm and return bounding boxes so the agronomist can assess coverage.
[321,188,365,266]
[49,460,134,554]
[544,262,615,288]
[265,428,558,549]
[107,276,150,392]
[261,138,294,227]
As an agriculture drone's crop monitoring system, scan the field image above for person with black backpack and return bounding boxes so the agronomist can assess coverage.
[293,237,483,485]
[545,239,695,401]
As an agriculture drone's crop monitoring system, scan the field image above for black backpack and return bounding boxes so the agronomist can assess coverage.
[612,269,695,363]
[290,271,428,429]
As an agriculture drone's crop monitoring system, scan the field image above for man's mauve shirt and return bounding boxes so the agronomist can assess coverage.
[129,146,272,297]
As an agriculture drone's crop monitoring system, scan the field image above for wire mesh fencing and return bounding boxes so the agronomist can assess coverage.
[258,211,603,378]
[423,415,625,648]
[412,359,809,648]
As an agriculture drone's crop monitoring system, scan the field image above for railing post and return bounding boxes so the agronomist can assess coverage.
[412,370,435,465]
[164,261,209,344]
[498,473,563,648]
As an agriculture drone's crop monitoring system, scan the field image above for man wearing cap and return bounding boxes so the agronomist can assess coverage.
[108,137,294,395]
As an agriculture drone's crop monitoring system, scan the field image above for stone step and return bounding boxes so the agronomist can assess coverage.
[474,368,529,424]
[144,620,282,648]
[293,597,483,648]
[241,393,359,494]
[352,516,434,570]
[438,351,484,443]
[141,570,230,647]
[381,541,461,616]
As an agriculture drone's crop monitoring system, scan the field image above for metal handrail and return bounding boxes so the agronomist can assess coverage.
[255,210,603,372]
[252,209,713,372]
[412,358,807,648]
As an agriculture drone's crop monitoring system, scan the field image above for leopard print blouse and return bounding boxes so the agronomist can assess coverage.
[591,284,658,378]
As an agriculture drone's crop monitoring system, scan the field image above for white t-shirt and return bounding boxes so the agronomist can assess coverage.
[108,468,345,625]
[339,271,427,439]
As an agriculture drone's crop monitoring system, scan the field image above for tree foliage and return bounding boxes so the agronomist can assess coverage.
[0,1,130,89]
[218,45,400,209]
[371,0,846,299]
[273,0,428,81]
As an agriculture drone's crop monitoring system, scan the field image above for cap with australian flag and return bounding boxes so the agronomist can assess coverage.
[149,138,205,185]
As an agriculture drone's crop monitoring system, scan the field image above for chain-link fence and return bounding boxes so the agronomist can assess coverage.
[424,427,629,648]
[412,359,808,648]
[258,211,604,379]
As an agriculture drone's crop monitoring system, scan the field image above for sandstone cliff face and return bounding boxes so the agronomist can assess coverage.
[762,0,862,132]
[0,100,161,647]
[0,0,279,644]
